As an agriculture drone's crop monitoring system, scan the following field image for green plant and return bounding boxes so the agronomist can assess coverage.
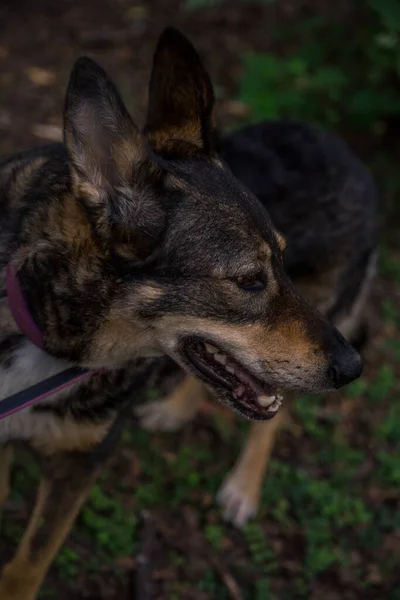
[204,523,224,549]
[374,404,400,444]
[367,365,397,402]
[238,4,400,131]
[80,485,137,559]
[243,523,277,574]
[380,248,400,285]
[54,547,79,579]
[197,568,228,597]
[185,0,275,10]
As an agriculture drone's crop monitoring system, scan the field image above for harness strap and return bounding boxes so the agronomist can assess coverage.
[0,366,92,419]
[0,264,95,419]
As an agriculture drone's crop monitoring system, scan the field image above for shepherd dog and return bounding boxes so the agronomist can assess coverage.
[136,124,377,526]
[0,27,367,599]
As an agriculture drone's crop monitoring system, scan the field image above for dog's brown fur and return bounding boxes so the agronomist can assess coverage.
[0,28,365,598]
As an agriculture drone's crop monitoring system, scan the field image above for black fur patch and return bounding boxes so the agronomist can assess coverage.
[0,333,24,368]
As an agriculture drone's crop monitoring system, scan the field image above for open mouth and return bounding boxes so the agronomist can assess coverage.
[181,337,283,420]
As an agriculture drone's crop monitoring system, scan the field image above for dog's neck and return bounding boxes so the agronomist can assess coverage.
[1,263,94,418]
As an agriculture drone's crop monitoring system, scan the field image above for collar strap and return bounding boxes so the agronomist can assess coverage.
[1,264,94,419]
[6,264,44,348]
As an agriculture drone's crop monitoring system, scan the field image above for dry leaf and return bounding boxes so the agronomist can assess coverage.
[0,46,9,60]
[32,124,62,142]
[114,555,136,570]
[0,110,11,129]
[223,100,252,119]
[26,67,55,86]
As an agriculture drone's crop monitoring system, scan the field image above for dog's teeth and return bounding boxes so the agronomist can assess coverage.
[258,395,276,407]
[235,385,245,398]
[269,398,282,412]
[269,397,283,412]
[277,394,283,401]
[205,343,218,354]
[214,353,227,365]
[226,365,235,375]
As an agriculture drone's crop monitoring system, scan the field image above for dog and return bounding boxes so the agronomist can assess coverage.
[0,27,363,599]
[136,119,378,527]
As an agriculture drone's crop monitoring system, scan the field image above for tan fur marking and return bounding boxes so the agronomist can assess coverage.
[87,317,151,366]
[147,123,203,153]
[250,319,325,367]
[114,137,144,180]
[154,312,326,383]
[135,283,165,303]
[275,232,287,252]
[56,194,94,246]
[31,419,112,455]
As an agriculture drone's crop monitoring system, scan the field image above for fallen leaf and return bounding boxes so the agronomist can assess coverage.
[32,124,62,142]
[223,100,252,119]
[26,67,55,86]
[114,556,136,570]
[0,46,9,60]
[126,5,148,19]
[0,110,11,129]
[366,563,382,584]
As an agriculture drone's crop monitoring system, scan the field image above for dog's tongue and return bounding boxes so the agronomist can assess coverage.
[232,363,272,397]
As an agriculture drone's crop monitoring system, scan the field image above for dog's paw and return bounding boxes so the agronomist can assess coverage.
[217,471,259,528]
[134,399,197,432]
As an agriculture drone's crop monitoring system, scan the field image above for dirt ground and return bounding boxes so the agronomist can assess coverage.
[0,1,399,599]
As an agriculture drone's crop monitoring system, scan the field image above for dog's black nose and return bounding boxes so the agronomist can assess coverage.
[329,331,363,389]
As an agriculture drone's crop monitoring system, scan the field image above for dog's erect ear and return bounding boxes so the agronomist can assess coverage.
[64,57,147,193]
[145,27,215,156]
[64,58,165,259]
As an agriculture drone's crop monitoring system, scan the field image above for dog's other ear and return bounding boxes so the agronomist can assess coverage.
[145,27,215,156]
[64,57,147,193]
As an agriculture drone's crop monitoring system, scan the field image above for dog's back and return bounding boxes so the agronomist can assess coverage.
[220,120,378,341]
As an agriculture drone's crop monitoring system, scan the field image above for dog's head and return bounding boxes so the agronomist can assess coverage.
[14,28,362,420]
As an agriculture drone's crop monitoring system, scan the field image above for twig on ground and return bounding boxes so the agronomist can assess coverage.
[131,510,156,600]
[154,516,243,600]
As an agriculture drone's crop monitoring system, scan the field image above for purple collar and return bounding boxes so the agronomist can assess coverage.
[1,264,93,419]
[6,264,45,348]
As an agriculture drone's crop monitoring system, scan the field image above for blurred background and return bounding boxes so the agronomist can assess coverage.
[0,1,399,598]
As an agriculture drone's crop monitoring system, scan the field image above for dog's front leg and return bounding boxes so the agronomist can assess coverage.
[217,407,288,527]
[0,429,117,600]
[0,446,13,526]
[136,375,205,431]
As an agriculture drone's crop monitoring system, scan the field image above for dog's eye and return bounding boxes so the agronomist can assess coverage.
[236,274,265,292]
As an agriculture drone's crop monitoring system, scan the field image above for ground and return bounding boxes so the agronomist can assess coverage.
[0,1,399,599]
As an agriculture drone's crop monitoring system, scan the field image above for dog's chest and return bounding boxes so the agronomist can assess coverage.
[0,336,79,446]
[0,321,158,450]
[0,339,71,401]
